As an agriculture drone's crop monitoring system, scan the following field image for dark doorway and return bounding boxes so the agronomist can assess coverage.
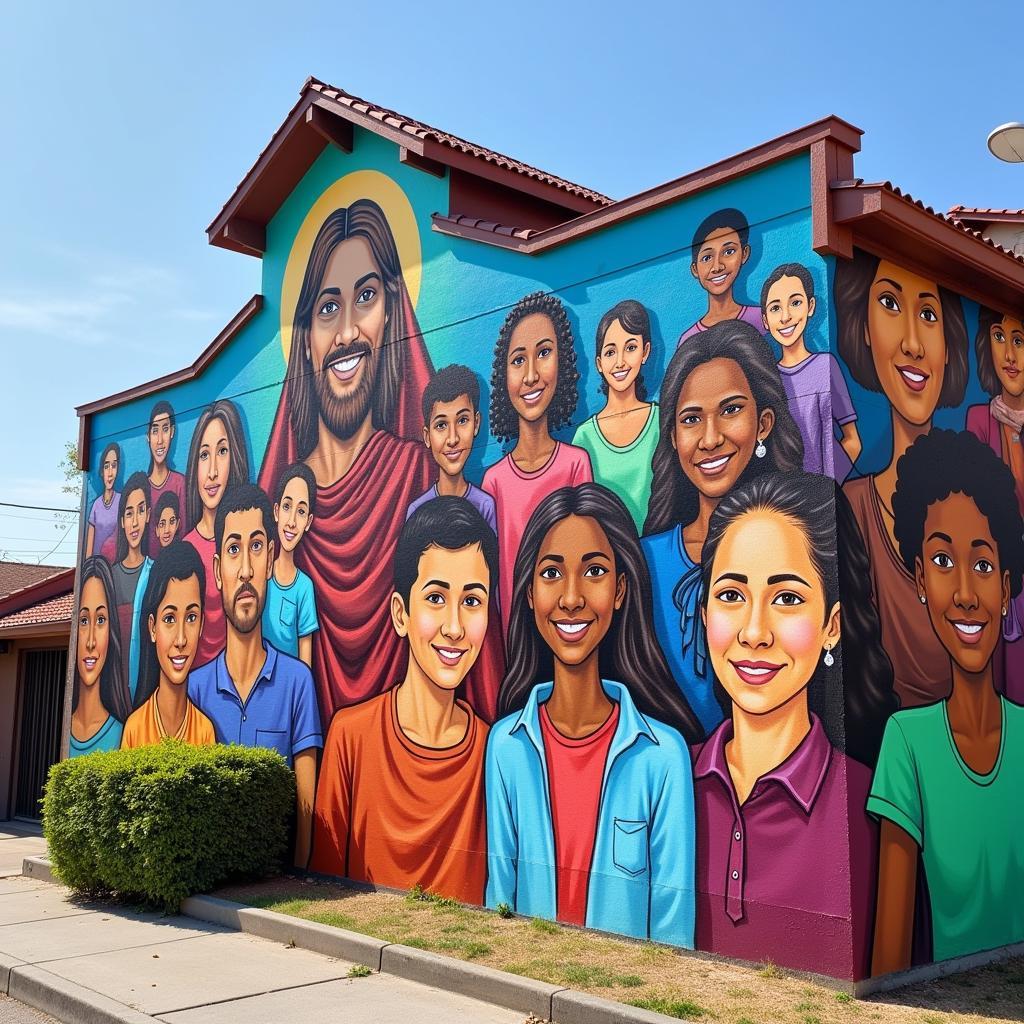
[13,648,66,820]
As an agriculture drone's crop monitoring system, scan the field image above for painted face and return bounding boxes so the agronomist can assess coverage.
[528,514,626,668]
[763,276,816,349]
[101,451,118,492]
[77,576,109,689]
[274,476,313,554]
[196,416,231,513]
[672,358,774,501]
[596,318,650,396]
[989,315,1024,399]
[507,313,559,424]
[149,573,203,687]
[121,487,149,557]
[423,394,480,478]
[155,508,179,548]
[149,414,174,468]
[915,491,1008,676]
[392,543,491,691]
[865,260,948,426]
[690,227,750,297]
[704,509,839,718]
[215,506,273,635]
[308,237,386,440]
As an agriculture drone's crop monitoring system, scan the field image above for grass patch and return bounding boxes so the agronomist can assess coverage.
[529,917,559,935]
[434,939,492,959]
[562,964,644,988]
[629,996,707,1019]
[834,991,852,1003]
[405,884,458,910]
[758,961,783,979]
[346,964,372,978]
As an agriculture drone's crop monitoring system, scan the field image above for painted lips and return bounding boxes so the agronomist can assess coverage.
[611,369,631,381]
[81,656,98,672]
[169,655,190,671]
[552,619,593,643]
[694,452,734,477]
[432,643,467,667]
[519,386,546,406]
[329,353,364,383]
[949,619,986,645]
[1002,365,1021,379]
[730,660,785,685]
[777,324,799,338]
[897,364,929,393]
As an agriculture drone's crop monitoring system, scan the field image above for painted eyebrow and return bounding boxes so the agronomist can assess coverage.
[971,539,995,552]
[876,278,903,291]
[316,286,341,301]
[510,345,527,357]
[926,531,953,544]
[714,572,748,585]
[582,551,610,562]
[767,573,811,587]
[464,582,488,593]
[719,394,746,408]
[160,604,179,612]
[422,579,450,590]
[354,272,381,291]
[539,553,565,565]
[918,292,938,302]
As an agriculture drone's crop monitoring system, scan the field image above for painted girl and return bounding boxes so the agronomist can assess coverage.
[485,482,700,947]
[146,400,188,556]
[86,441,121,560]
[122,541,216,748]
[571,299,659,533]
[966,307,1024,704]
[760,262,861,481]
[483,292,592,630]
[152,491,181,550]
[870,429,1024,972]
[112,471,153,698]
[70,556,134,756]
[641,319,804,734]
[695,472,896,979]
[836,249,969,708]
[182,399,251,667]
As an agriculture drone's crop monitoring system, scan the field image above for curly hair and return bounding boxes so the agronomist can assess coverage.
[701,471,897,766]
[489,291,581,445]
[893,429,1024,598]
[643,319,804,536]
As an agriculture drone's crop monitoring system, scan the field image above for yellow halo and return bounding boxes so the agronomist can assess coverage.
[279,169,421,362]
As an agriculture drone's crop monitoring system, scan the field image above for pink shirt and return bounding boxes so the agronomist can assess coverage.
[482,442,592,632]
[148,469,188,557]
[183,528,225,669]
[678,305,764,344]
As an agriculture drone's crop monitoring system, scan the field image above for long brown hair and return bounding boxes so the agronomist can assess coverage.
[185,400,251,529]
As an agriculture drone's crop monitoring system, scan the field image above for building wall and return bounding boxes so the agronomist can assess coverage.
[69,123,1024,980]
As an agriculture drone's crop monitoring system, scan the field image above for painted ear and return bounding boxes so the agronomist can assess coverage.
[614,572,627,611]
[914,557,927,605]
[642,341,651,364]
[863,322,871,350]
[473,410,481,438]
[213,554,223,593]
[807,296,817,318]
[390,591,409,638]
[273,502,281,524]
[266,540,275,577]
[148,614,157,644]
[741,245,751,264]
[422,425,430,449]
[758,406,776,440]
[1002,569,1011,618]
[690,262,699,280]
[825,601,841,647]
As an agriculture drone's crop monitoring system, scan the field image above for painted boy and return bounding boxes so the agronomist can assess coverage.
[678,208,762,343]
[310,497,497,904]
[406,364,497,534]
[264,463,320,668]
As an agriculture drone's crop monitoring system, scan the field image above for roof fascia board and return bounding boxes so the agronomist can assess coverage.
[0,570,74,619]
[0,622,71,639]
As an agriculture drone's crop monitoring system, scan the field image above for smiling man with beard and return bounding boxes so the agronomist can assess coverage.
[259,200,438,720]
[187,483,323,868]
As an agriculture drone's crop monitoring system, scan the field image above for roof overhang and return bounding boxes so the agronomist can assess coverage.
[0,569,74,621]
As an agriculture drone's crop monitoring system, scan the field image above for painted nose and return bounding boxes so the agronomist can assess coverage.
[902,315,926,359]
[442,602,465,642]
[738,600,773,650]
[523,356,540,387]
[953,567,979,613]
[558,576,585,614]
[699,415,724,450]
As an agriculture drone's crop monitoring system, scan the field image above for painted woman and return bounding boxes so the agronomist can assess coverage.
[70,556,133,755]
[182,399,251,667]
[966,307,1024,704]
[483,292,592,630]
[642,319,803,733]
[111,471,153,698]
[870,429,1024,973]
[572,299,659,533]
[695,471,896,978]
[485,482,700,947]
[146,401,188,556]
[85,442,120,560]
[835,250,969,707]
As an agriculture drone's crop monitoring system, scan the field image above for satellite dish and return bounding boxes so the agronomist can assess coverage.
[988,123,1024,163]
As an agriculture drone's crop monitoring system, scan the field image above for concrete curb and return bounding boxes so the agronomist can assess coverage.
[552,989,678,1024]
[7,964,160,1024]
[21,856,57,885]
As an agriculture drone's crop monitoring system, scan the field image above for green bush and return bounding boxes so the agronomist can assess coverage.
[43,741,294,910]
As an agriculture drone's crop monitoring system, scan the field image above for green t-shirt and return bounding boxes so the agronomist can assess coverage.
[571,403,659,534]
[867,697,1024,963]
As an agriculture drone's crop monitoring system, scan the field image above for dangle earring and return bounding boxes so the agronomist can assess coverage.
[919,594,927,605]
[755,437,767,459]
[823,644,835,668]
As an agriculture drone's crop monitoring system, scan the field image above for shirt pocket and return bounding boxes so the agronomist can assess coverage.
[255,728,290,760]
[612,818,649,877]
[278,598,297,629]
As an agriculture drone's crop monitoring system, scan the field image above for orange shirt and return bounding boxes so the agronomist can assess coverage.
[310,686,488,904]
[121,690,216,749]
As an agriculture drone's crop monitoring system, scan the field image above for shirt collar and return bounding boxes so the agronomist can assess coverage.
[213,639,275,695]
[694,713,832,815]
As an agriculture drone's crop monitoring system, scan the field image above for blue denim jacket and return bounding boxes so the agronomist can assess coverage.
[485,679,695,947]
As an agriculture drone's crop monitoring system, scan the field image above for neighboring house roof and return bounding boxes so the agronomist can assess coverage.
[0,563,66,602]
[0,592,73,633]
[0,567,74,636]
[948,206,1024,226]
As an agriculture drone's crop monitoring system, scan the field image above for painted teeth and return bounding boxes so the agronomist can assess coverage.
[700,457,728,469]
[336,356,360,372]
[901,369,926,382]
[955,623,982,635]
[557,622,587,634]
[744,666,773,675]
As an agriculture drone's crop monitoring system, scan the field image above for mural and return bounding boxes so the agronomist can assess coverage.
[70,147,1024,983]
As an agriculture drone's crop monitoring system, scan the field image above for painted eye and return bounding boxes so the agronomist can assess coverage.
[162,613,175,626]
[539,566,562,581]
[228,543,240,557]
[792,298,803,309]
[920,307,939,324]
[357,287,376,305]
[251,540,263,554]
[974,558,994,574]
[434,420,448,432]
[199,450,208,462]
[681,414,701,426]
[79,615,89,628]
[425,592,445,606]
[510,354,525,368]
[722,403,743,416]
[319,300,339,316]
[994,330,1006,344]
[186,612,199,624]
[931,552,954,569]
[603,347,616,359]
[96,614,106,626]
[218,444,229,458]
[464,595,482,608]
[700,253,712,263]
[716,588,744,604]
[769,303,781,315]
[723,246,737,258]
[772,591,805,607]
[538,345,553,360]
[583,564,609,578]
[625,342,638,353]
[296,508,306,519]
[878,293,901,313]
[1013,336,1024,349]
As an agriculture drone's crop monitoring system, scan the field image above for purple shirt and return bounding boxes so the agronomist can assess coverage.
[678,304,764,343]
[405,481,498,537]
[778,353,858,482]
[88,491,120,557]
[693,715,876,980]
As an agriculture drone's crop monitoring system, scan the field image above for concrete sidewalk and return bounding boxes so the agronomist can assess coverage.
[0,876,528,1023]
[0,829,45,880]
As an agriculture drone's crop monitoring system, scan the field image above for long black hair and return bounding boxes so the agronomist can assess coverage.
[134,541,207,709]
[115,472,151,565]
[97,441,121,492]
[498,482,703,744]
[700,471,897,766]
[74,556,132,723]
[644,319,804,536]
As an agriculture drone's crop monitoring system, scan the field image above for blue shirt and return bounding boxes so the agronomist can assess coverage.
[641,526,723,735]
[262,568,319,658]
[405,482,498,536]
[485,679,695,947]
[69,715,123,757]
[187,640,323,765]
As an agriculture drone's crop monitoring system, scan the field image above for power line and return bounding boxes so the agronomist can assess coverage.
[0,501,80,514]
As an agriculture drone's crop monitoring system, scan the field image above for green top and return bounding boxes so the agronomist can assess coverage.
[867,696,1024,963]
[572,403,659,534]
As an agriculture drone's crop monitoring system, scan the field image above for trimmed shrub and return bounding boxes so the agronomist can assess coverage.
[43,741,293,910]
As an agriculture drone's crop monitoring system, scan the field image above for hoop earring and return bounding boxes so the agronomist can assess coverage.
[823,644,835,668]
[755,439,767,459]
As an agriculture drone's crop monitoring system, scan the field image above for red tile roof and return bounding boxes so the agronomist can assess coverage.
[948,205,1024,219]
[0,592,72,631]
[0,563,66,602]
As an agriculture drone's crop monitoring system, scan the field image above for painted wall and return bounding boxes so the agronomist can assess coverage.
[67,123,1023,981]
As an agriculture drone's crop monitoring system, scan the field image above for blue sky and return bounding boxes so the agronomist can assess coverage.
[3,0,1023,565]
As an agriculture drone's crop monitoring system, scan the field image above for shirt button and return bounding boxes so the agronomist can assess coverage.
[731,870,739,880]
[242,715,247,722]
[735,831,742,841]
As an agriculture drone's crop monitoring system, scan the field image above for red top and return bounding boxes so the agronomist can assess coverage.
[539,701,620,926]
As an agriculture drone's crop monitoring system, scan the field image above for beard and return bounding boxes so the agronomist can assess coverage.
[225,581,263,635]
[315,341,378,441]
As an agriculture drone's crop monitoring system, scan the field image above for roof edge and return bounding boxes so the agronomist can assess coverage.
[0,568,74,620]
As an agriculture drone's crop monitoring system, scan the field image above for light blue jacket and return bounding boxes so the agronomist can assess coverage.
[485,679,695,948]
[127,556,153,701]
